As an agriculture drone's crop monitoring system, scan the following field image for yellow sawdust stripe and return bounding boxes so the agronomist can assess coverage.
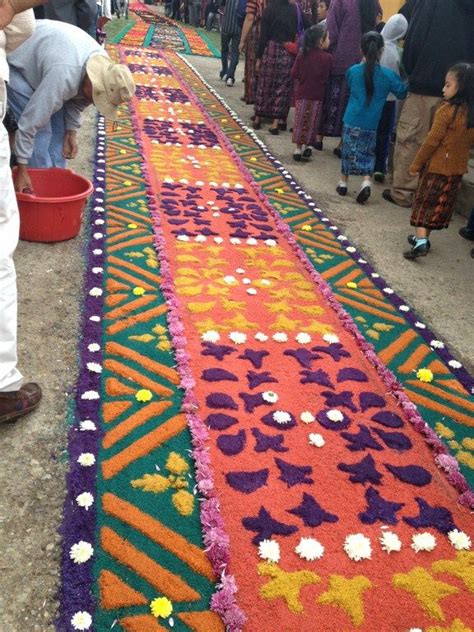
[101,526,200,600]
[102,414,187,479]
[103,401,173,448]
[103,493,215,580]
[106,341,180,384]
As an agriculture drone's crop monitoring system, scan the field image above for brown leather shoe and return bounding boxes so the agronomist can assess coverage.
[0,383,42,424]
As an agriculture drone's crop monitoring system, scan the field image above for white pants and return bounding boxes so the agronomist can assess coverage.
[0,85,22,392]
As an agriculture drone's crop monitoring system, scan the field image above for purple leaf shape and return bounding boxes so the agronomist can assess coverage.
[338,454,383,485]
[275,458,314,487]
[206,413,238,430]
[226,469,269,493]
[202,368,239,382]
[372,427,412,452]
[201,342,236,361]
[321,390,358,412]
[311,343,351,362]
[385,463,432,487]
[261,410,296,431]
[359,487,405,525]
[217,429,246,456]
[371,411,405,429]
[359,392,386,412]
[238,349,269,369]
[252,428,288,453]
[337,368,369,383]
[287,492,338,527]
[317,409,352,431]
[403,497,456,534]
[206,392,239,410]
[242,506,298,544]
[341,424,384,452]
[283,348,318,368]
[239,392,268,414]
[300,369,334,388]
[247,371,278,390]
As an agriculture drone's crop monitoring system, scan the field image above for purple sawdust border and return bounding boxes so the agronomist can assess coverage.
[177,54,474,398]
[57,115,107,631]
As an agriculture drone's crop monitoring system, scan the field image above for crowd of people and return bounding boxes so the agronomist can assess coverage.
[216,0,474,261]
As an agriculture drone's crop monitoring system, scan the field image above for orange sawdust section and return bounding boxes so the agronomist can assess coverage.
[106,341,180,384]
[103,359,174,397]
[177,611,226,631]
[120,614,167,632]
[99,569,148,609]
[102,400,172,448]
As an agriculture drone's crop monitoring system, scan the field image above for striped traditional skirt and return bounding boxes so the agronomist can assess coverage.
[410,170,463,230]
[292,99,323,146]
[341,125,377,176]
[255,40,294,120]
[243,23,259,105]
[320,73,350,138]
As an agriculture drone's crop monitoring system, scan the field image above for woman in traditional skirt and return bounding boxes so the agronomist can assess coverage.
[239,0,267,105]
[336,31,406,203]
[291,23,332,160]
[316,0,380,155]
[404,63,474,259]
[253,0,311,133]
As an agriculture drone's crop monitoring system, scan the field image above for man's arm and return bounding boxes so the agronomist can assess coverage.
[0,0,44,28]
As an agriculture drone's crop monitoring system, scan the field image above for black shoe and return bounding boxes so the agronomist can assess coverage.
[313,141,323,151]
[356,185,371,204]
[336,185,347,196]
[407,234,431,250]
[302,147,312,158]
[459,227,474,241]
[252,121,261,130]
[333,147,342,158]
[293,152,302,162]
[278,122,287,131]
[219,70,226,80]
[269,127,279,135]
[471,248,474,258]
[383,188,410,207]
[374,172,385,183]
[403,243,430,259]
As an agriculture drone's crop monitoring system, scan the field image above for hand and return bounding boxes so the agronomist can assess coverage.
[255,59,261,74]
[14,164,34,194]
[63,130,79,160]
[239,39,245,54]
[0,0,15,28]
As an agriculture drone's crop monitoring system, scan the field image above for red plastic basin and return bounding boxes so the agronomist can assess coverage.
[14,167,94,242]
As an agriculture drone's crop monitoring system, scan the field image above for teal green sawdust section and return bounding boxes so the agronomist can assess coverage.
[110,19,136,43]
[91,109,217,631]
[169,52,474,486]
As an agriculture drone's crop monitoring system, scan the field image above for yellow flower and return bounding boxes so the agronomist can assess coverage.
[416,368,434,383]
[150,596,173,619]
[301,225,312,232]
[250,157,258,162]
[119,149,127,154]
[275,188,284,194]
[123,180,132,187]
[133,286,145,296]
[127,223,138,229]
[135,389,152,402]
[346,282,358,289]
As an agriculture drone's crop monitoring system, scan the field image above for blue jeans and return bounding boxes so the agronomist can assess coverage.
[221,31,240,80]
[7,68,66,168]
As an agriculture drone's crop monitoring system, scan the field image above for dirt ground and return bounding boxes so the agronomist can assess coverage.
[0,48,472,632]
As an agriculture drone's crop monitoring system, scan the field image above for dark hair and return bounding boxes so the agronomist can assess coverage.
[359,0,377,34]
[447,62,474,129]
[320,0,331,7]
[361,31,384,104]
[303,23,326,56]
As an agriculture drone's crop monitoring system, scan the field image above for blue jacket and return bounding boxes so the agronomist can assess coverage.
[343,63,407,131]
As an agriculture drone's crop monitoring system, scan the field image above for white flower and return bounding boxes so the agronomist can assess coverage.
[93,232,103,240]
[70,541,94,564]
[79,420,96,431]
[77,453,96,467]
[242,278,251,284]
[71,611,92,630]
[344,534,372,561]
[212,212,220,217]
[337,235,347,241]
[383,287,394,294]
[295,537,324,561]
[89,315,100,322]
[346,246,356,253]
[76,492,94,510]
[86,362,102,373]
[262,391,278,403]
[229,331,247,344]
[408,629,423,632]
[430,340,445,349]
[309,433,325,448]
[273,411,291,424]
[265,239,277,247]
[323,333,340,344]
[411,532,436,553]
[230,237,241,245]
[399,305,409,312]
[195,235,207,242]
[88,343,100,352]
[296,332,312,344]
[358,258,367,264]
[300,411,315,424]
[236,268,245,274]
[177,234,190,242]
[255,332,268,342]
[258,539,280,563]
[89,287,102,297]
[247,238,258,245]
[247,288,257,295]
[272,332,288,342]
[92,267,103,274]
[371,273,380,279]
[201,330,220,343]
[448,360,462,369]
[223,275,237,284]
[415,321,426,329]
[447,529,471,550]
[260,279,271,286]
[81,391,99,400]
[326,409,344,422]
[380,531,402,553]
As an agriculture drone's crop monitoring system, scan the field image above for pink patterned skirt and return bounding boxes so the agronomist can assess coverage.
[292,98,323,146]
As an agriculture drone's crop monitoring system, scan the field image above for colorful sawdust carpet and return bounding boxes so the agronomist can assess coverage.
[59,45,474,632]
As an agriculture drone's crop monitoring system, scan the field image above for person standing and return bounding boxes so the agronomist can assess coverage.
[220,0,243,86]
[383,0,474,208]
[45,0,98,34]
